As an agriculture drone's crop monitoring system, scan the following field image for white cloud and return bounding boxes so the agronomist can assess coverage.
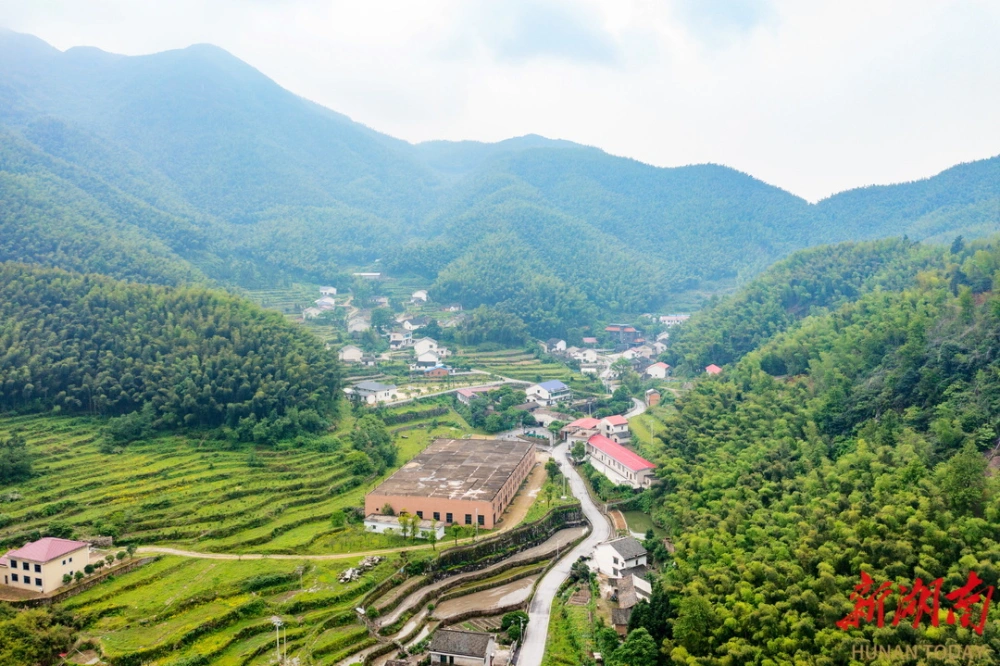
[1,0,998,200]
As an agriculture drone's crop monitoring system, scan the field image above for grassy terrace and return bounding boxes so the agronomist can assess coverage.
[0,410,469,556]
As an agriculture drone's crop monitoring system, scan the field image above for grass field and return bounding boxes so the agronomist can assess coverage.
[540,582,597,666]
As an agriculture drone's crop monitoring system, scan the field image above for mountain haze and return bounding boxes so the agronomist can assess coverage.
[0,30,996,334]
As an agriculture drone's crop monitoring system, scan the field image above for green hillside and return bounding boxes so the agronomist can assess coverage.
[622,235,1000,662]
[0,263,340,440]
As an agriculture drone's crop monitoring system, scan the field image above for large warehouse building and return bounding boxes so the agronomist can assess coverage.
[364,438,536,529]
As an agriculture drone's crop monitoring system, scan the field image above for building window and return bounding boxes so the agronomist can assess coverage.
[478,515,485,526]
[62,560,66,565]
[433,512,440,521]
[9,560,16,568]
[416,511,423,519]
[69,558,73,563]
[22,562,29,571]
[34,564,41,573]
[11,574,17,582]
[446,513,453,523]
[35,578,42,587]
[465,514,472,525]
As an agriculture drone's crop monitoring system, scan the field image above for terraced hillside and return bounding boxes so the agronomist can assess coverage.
[62,553,410,666]
[0,413,468,555]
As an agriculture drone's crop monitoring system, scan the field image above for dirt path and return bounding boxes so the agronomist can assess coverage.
[609,509,628,533]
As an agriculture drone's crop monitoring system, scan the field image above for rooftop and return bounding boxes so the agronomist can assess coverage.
[536,380,569,392]
[354,381,396,392]
[369,439,535,502]
[607,536,648,560]
[6,538,88,563]
[588,435,655,472]
[705,364,723,374]
[650,362,669,369]
[428,629,493,658]
[617,574,638,608]
[603,415,628,426]
[564,417,601,430]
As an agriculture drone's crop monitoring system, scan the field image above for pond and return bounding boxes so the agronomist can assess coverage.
[622,511,666,539]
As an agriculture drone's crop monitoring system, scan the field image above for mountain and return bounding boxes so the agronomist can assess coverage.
[0,29,996,335]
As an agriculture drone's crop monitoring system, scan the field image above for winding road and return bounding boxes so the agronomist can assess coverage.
[519,441,611,666]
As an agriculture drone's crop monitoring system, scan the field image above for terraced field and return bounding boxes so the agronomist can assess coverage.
[451,350,578,383]
[0,413,465,555]
[62,552,412,665]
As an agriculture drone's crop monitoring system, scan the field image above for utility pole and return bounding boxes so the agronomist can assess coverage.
[271,616,283,664]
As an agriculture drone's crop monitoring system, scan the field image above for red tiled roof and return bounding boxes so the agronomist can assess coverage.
[650,362,669,369]
[705,364,723,375]
[588,434,655,472]
[582,337,598,343]
[7,538,88,563]
[565,417,601,430]
[603,415,628,426]
[623,327,636,332]
[457,387,492,397]
[605,325,621,332]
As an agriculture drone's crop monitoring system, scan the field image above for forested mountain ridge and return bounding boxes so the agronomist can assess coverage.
[0,262,340,445]
[624,235,1000,662]
[0,29,997,336]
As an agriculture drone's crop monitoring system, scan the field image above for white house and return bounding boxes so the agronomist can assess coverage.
[526,380,571,406]
[632,345,655,359]
[403,316,431,331]
[600,415,631,444]
[411,290,429,303]
[364,514,445,540]
[389,330,413,349]
[314,296,337,310]
[572,348,598,363]
[594,537,648,579]
[415,352,440,368]
[645,362,670,379]
[456,387,493,405]
[338,345,364,363]
[413,338,439,356]
[353,272,381,279]
[587,434,655,489]
[302,307,323,320]
[348,316,370,333]
[659,314,690,327]
[428,629,496,666]
[349,381,397,404]
[1,538,91,594]
[652,341,667,355]
[545,338,567,353]
[319,286,337,296]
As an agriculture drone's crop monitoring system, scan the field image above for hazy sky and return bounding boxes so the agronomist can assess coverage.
[2,0,998,201]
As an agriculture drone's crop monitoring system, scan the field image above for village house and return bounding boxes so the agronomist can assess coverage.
[403,315,431,331]
[525,380,571,406]
[364,514,445,540]
[600,415,631,444]
[595,537,648,579]
[614,571,652,608]
[348,315,370,333]
[360,355,378,367]
[411,289,429,303]
[645,389,661,407]
[338,345,364,363]
[319,286,337,296]
[659,314,690,327]
[631,345,655,358]
[414,351,440,368]
[586,434,656,489]
[444,303,463,312]
[389,330,413,350]
[353,272,381,279]
[428,629,497,666]
[705,364,723,375]
[314,296,337,310]
[544,338,567,353]
[561,417,601,444]
[413,337,446,357]
[422,365,452,378]
[651,341,667,355]
[529,408,574,427]
[645,362,670,379]
[372,296,389,307]
[1,537,91,593]
[456,387,493,405]
[605,324,639,345]
[349,381,397,404]
[582,337,598,346]
[302,307,323,320]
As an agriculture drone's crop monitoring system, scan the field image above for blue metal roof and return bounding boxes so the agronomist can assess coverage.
[538,380,569,391]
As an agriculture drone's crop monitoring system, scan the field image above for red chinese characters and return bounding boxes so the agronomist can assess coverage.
[837,570,993,635]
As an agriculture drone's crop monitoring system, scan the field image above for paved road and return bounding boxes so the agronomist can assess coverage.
[625,397,647,418]
[519,442,611,666]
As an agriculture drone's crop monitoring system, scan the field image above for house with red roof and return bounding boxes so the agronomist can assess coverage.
[560,417,602,443]
[1,537,90,593]
[645,362,670,379]
[587,434,655,489]
[705,364,723,375]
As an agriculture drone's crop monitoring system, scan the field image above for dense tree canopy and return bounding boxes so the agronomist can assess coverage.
[638,235,1000,663]
[0,263,341,440]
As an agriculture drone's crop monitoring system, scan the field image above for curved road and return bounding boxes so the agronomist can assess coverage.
[519,442,611,666]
